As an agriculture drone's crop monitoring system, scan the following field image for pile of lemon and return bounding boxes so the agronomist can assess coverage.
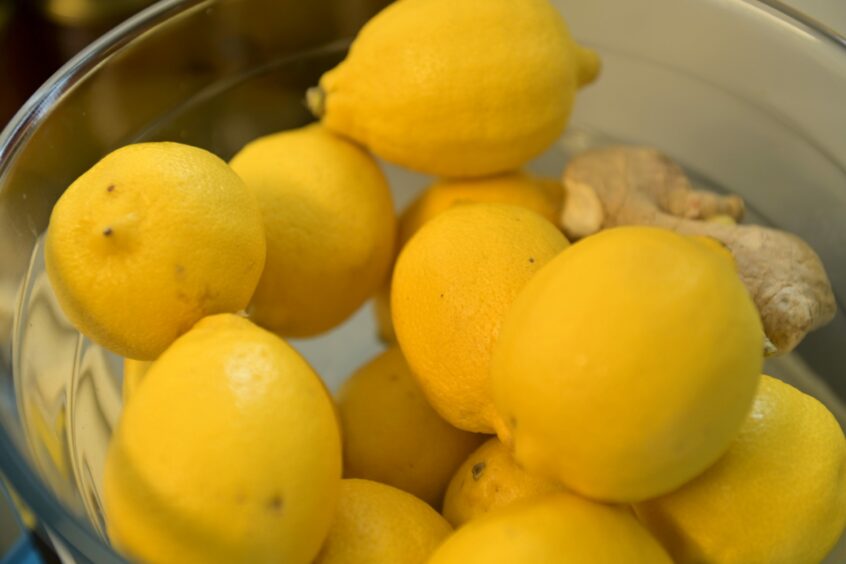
[44,0,846,562]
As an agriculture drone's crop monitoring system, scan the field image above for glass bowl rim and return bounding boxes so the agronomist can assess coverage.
[0,0,842,559]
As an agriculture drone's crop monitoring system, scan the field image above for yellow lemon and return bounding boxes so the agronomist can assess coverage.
[635,375,846,564]
[338,347,485,507]
[308,0,600,177]
[230,123,395,337]
[428,492,671,563]
[392,204,568,434]
[45,142,266,360]
[104,314,341,564]
[121,358,151,405]
[442,437,564,527]
[492,226,763,502]
[315,478,452,564]
[399,173,564,247]
[376,172,565,343]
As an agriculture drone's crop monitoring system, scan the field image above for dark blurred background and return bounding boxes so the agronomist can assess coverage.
[0,0,155,128]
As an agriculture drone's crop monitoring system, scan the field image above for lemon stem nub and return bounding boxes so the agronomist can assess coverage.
[575,45,601,88]
[103,227,113,236]
[306,86,326,119]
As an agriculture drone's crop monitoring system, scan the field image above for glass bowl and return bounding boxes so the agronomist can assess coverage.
[0,0,844,561]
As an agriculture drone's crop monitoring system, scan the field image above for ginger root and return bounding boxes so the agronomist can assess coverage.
[560,146,836,355]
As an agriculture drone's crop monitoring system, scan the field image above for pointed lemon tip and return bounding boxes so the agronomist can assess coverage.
[575,45,601,88]
[306,86,326,119]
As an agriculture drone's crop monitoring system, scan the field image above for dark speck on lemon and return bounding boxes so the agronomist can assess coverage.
[472,461,486,481]
[266,494,283,512]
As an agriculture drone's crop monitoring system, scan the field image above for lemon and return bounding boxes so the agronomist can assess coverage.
[338,347,484,507]
[230,124,395,337]
[308,0,600,177]
[315,478,452,564]
[635,375,846,564]
[429,492,671,563]
[121,358,151,405]
[442,437,564,527]
[45,142,266,360]
[376,172,564,343]
[492,226,763,502]
[104,314,341,564]
[392,204,568,433]
[399,172,564,247]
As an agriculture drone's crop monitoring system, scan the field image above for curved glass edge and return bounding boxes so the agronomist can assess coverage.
[1,536,43,564]
[0,0,844,561]
[0,1,208,560]
[0,0,209,169]
[751,0,846,49]
[0,431,121,562]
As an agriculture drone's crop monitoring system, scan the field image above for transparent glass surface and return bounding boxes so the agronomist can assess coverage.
[0,0,844,561]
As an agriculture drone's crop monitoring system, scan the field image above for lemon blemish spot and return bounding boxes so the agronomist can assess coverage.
[266,494,284,512]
